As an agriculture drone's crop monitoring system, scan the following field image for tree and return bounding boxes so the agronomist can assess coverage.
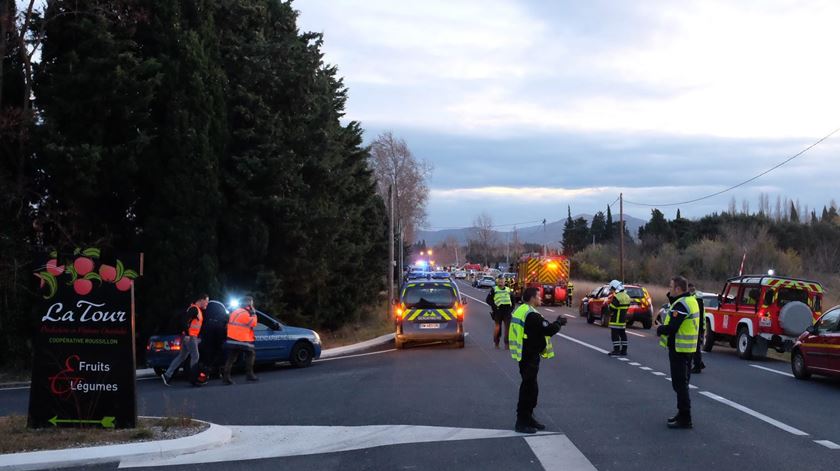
[472,212,497,265]
[590,211,606,243]
[605,205,614,241]
[789,201,799,223]
[369,131,432,243]
[0,0,35,367]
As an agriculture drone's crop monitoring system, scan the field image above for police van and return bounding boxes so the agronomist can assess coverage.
[394,280,467,349]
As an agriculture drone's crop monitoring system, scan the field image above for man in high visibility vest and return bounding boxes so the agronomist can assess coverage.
[508,287,567,434]
[657,276,700,429]
[486,277,514,349]
[162,293,209,387]
[222,296,259,384]
[606,280,632,356]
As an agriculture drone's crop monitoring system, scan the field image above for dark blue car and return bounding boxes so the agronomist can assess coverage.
[146,300,322,376]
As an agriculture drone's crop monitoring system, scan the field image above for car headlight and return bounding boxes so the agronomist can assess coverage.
[313,332,321,344]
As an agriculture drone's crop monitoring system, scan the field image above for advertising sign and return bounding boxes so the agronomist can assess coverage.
[28,248,142,429]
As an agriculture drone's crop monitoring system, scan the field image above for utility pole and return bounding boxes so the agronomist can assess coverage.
[542,219,547,257]
[454,242,460,267]
[619,193,625,281]
[398,219,404,285]
[388,185,394,308]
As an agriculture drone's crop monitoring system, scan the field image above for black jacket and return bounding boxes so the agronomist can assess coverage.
[522,309,562,360]
[656,292,691,351]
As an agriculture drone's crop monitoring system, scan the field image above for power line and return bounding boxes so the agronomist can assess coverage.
[420,219,544,231]
[623,126,840,208]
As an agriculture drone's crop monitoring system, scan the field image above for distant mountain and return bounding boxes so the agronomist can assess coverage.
[416,214,647,247]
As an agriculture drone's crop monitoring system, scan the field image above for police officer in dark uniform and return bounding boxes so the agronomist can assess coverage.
[486,277,514,349]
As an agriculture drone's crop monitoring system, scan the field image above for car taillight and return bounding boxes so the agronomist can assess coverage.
[167,338,181,351]
[456,305,464,318]
[395,307,403,319]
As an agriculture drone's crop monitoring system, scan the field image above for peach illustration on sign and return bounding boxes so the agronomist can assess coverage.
[34,247,140,299]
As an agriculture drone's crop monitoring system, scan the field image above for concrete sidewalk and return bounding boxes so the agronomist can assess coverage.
[0,419,231,471]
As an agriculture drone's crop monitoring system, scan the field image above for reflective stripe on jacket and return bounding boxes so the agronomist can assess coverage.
[187,304,204,337]
[227,308,257,343]
[609,291,632,328]
[509,304,555,361]
[493,287,513,307]
[659,295,700,352]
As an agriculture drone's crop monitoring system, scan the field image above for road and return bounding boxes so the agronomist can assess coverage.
[2,279,840,470]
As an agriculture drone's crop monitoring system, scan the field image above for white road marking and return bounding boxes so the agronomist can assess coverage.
[314,349,397,363]
[629,362,641,366]
[0,385,30,391]
[640,367,653,371]
[463,293,489,306]
[814,440,840,450]
[119,425,554,468]
[545,308,555,312]
[689,384,698,389]
[750,364,795,378]
[652,372,666,376]
[564,313,578,318]
[525,434,598,471]
[626,331,645,338]
[699,391,809,436]
[556,333,610,354]
[618,357,630,362]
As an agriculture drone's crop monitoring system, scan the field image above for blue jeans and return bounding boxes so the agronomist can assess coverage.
[164,335,200,380]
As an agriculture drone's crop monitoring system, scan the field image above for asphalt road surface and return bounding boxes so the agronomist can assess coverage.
[2,279,840,470]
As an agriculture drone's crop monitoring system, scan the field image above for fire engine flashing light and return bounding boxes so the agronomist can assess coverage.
[768,269,776,276]
[229,298,240,308]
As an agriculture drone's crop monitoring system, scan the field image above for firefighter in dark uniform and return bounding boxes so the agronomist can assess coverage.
[606,280,631,356]
[688,283,706,374]
[486,277,514,349]
[657,276,700,429]
[509,287,567,434]
[565,281,575,307]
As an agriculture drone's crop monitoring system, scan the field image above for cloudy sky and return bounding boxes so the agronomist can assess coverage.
[296,0,840,229]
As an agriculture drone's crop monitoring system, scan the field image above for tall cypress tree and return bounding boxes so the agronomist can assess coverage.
[34,1,161,247]
[134,0,226,323]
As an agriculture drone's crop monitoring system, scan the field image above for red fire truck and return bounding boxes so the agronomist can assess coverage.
[515,253,571,305]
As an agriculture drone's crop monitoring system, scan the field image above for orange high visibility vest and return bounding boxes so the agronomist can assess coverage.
[227,308,256,342]
[187,304,204,336]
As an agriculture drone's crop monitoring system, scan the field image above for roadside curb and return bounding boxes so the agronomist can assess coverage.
[0,418,231,471]
[320,333,394,359]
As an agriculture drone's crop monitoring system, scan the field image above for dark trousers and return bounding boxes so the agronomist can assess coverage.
[223,345,256,380]
[493,305,513,346]
[669,350,692,416]
[517,356,540,421]
[610,327,627,353]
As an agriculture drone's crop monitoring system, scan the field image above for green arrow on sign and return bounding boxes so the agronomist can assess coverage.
[49,415,116,428]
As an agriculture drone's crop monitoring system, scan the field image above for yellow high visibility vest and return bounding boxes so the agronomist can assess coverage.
[493,286,513,306]
[509,304,555,361]
[659,295,699,352]
[608,291,631,328]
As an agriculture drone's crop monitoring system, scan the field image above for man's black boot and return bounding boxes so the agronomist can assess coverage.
[667,413,692,429]
[515,419,537,434]
[607,350,621,356]
[529,416,546,431]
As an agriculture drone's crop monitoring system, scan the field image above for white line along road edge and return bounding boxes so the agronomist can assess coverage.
[698,391,809,436]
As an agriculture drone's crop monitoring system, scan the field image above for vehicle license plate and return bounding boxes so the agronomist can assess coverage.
[545,294,552,299]
[419,323,441,329]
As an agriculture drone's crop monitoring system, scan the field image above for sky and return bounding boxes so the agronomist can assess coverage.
[296,0,840,229]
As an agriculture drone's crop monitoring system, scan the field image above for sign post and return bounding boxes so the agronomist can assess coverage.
[28,248,142,429]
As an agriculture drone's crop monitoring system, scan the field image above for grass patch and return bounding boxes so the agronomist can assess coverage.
[0,369,31,384]
[0,415,208,455]
[320,302,394,349]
